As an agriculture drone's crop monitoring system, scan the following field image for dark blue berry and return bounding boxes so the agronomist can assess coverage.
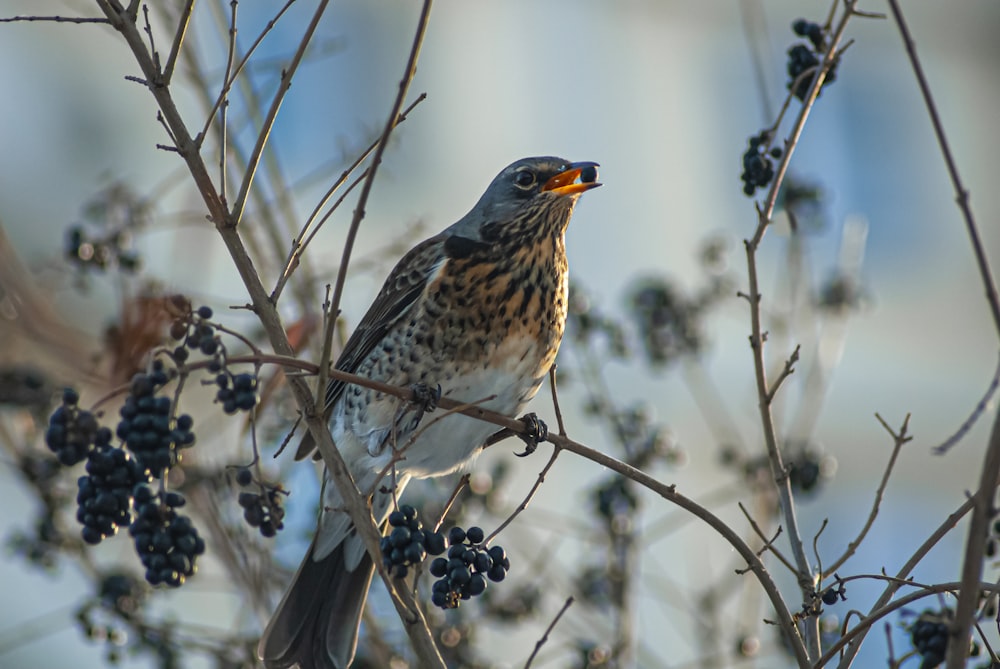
[448,527,466,545]
[235,468,252,486]
[429,557,448,577]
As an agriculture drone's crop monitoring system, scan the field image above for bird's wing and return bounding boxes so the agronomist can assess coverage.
[293,234,446,460]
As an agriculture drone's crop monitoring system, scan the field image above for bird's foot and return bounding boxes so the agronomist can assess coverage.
[513,413,548,457]
[408,383,442,413]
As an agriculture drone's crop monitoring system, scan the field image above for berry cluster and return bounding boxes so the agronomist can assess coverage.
[237,475,287,538]
[787,19,838,101]
[130,485,205,587]
[45,388,100,466]
[792,18,824,49]
[788,450,825,494]
[77,435,151,545]
[909,611,950,669]
[116,362,195,476]
[65,224,140,273]
[594,477,638,526]
[169,305,219,363]
[379,504,446,578]
[166,301,260,414]
[215,372,259,415]
[428,526,510,609]
[740,131,782,197]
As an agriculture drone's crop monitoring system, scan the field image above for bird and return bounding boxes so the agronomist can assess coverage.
[258,156,600,669]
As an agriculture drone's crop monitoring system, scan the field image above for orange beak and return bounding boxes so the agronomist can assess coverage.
[542,161,602,196]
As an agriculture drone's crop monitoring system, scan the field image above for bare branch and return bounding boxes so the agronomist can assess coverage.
[933,352,1000,454]
[765,344,801,404]
[161,0,193,85]
[548,365,568,437]
[738,501,796,573]
[483,444,561,547]
[836,497,975,667]
[823,413,910,577]
[271,93,427,304]
[230,0,330,225]
[819,581,1000,668]
[0,14,109,24]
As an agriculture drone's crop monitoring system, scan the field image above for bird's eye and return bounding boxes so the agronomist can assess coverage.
[513,169,536,189]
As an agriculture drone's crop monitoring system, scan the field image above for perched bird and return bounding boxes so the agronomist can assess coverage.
[259,156,600,669]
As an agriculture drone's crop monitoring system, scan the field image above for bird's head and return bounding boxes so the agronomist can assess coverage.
[444,157,600,253]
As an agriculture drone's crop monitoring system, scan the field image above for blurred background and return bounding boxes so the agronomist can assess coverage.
[1,1,999,667]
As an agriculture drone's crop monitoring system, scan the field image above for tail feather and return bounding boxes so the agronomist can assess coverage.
[259,534,375,669]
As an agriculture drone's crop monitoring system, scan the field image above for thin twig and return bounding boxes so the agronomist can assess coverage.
[161,0,193,85]
[766,344,800,403]
[812,518,828,580]
[271,94,427,303]
[933,352,1000,454]
[818,581,1000,668]
[738,501,796,573]
[218,0,239,206]
[523,596,574,669]
[885,1,1000,338]
[195,0,297,148]
[835,497,975,667]
[0,15,109,24]
[483,444,562,547]
[230,0,329,225]
[548,366,567,437]
[431,474,470,534]
[823,413,910,577]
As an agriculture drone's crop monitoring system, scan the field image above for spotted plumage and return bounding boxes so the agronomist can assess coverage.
[260,157,600,669]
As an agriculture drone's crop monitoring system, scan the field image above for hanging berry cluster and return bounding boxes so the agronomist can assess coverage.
[42,301,268,589]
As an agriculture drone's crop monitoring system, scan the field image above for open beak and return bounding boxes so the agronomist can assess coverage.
[542,161,602,196]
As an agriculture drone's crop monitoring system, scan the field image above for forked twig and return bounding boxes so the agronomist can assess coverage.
[738,501,795,573]
[822,413,910,577]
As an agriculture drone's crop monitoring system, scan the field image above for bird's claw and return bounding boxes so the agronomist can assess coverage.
[408,382,441,413]
[514,413,548,457]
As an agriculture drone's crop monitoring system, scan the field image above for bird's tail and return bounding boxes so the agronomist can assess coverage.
[260,464,408,669]
[258,530,375,669]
